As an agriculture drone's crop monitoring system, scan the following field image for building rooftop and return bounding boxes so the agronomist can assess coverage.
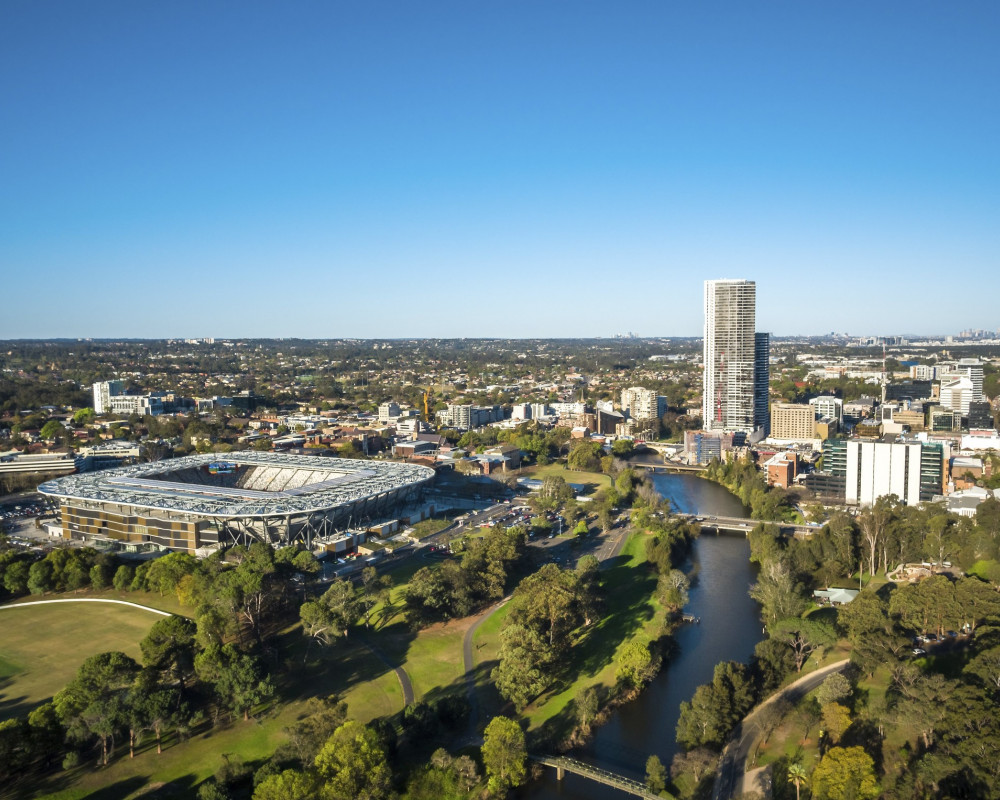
[39,451,434,519]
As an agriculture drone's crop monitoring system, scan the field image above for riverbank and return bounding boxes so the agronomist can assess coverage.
[523,472,764,800]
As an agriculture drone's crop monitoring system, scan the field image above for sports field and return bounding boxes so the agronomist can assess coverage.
[0,601,162,721]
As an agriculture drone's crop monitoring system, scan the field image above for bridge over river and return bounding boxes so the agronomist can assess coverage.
[531,755,671,800]
[673,512,816,537]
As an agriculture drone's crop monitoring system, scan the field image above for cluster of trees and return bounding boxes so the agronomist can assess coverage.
[0,615,273,784]
[705,453,796,521]
[404,525,529,624]
[0,543,321,649]
[491,557,603,710]
[202,711,523,800]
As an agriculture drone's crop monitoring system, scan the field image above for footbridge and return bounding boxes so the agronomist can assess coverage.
[531,754,671,799]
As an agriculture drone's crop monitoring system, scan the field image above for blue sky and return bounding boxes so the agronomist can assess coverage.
[2,2,998,339]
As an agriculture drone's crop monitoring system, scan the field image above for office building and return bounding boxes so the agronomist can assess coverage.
[957,358,984,402]
[968,401,995,430]
[770,403,816,441]
[107,393,164,417]
[378,402,401,423]
[92,380,124,415]
[940,377,974,416]
[842,440,946,507]
[910,365,938,381]
[703,279,767,434]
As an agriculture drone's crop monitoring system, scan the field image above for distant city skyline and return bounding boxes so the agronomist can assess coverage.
[2,3,998,339]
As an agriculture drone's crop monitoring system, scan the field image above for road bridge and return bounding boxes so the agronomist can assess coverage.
[531,755,671,799]
[673,513,816,537]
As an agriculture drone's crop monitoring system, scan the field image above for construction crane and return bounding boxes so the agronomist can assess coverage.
[423,389,431,423]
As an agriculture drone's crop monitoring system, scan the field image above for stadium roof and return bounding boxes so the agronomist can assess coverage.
[39,452,434,518]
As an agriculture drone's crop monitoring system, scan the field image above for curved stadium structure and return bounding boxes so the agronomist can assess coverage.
[38,452,435,554]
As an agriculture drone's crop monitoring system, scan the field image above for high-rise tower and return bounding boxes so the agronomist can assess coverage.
[703,279,768,435]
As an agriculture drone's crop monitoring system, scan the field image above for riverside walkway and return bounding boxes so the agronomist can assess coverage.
[531,754,671,800]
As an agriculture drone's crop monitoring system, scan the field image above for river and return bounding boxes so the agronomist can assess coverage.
[520,469,763,799]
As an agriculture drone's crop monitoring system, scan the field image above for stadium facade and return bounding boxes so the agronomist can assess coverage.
[38,452,435,554]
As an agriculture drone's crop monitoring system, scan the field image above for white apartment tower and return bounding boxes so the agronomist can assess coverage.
[703,279,764,434]
[92,380,124,415]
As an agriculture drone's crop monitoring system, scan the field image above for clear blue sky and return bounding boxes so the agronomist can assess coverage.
[2,2,998,339]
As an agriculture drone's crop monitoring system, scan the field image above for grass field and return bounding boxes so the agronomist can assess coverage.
[0,602,163,722]
[519,462,611,494]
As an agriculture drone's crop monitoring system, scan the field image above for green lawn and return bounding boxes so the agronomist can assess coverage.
[520,462,612,494]
[0,602,162,722]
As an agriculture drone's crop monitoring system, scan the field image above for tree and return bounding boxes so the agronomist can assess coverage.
[281,694,348,766]
[492,624,551,711]
[40,420,64,441]
[770,618,835,672]
[113,564,134,591]
[314,720,392,800]
[787,762,808,800]
[253,769,315,800]
[195,644,274,722]
[575,685,599,730]
[749,561,806,624]
[140,615,196,694]
[54,651,141,765]
[27,559,54,595]
[821,702,851,744]
[3,559,30,595]
[657,569,690,612]
[617,641,661,691]
[815,672,852,708]
[359,566,392,629]
[810,746,879,800]
[645,754,667,794]
[481,716,526,794]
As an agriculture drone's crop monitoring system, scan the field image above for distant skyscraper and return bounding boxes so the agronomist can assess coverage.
[702,279,769,435]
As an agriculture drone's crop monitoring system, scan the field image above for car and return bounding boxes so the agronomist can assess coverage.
[912,647,926,656]
[946,630,958,638]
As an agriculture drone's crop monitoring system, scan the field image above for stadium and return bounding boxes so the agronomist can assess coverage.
[38,452,435,555]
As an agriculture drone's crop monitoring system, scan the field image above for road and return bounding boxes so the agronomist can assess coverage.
[712,659,850,800]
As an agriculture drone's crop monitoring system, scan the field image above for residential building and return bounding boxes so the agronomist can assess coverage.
[770,403,815,441]
[436,404,503,431]
[754,332,770,434]
[378,402,401,423]
[703,279,764,434]
[684,430,736,464]
[809,396,843,423]
[108,393,164,417]
[910,365,938,381]
[764,451,799,488]
[92,380,124,415]
[620,387,666,421]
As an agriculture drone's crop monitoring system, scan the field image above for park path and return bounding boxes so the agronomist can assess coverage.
[712,658,850,800]
[359,639,414,707]
[462,596,511,736]
[0,597,172,616]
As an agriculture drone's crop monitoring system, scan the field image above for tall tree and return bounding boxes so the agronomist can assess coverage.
[140,615,196,695]
[55,651,140,765]
[481,716,527,794]
[314,720,392,800]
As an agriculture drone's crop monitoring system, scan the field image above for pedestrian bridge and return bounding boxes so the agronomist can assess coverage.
[531,754,672,799]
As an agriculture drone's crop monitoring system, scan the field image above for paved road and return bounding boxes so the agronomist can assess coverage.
[360,639,415,707]
[712,659,850,800]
